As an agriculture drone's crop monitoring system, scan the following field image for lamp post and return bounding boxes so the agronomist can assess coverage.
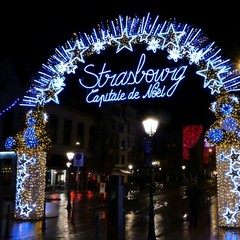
[143,117,159,240]
[66,152,74,213]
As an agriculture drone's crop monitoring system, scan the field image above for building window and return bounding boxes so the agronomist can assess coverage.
[121,140,125,150]
[118,123,124,132]
[77,122,84,147]
[63,119,72,145]
[121,155,125,165]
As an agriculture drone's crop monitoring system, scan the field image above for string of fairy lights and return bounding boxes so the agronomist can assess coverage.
[5,105,51,220]
[2,12,240,225]
[204,89,240,226]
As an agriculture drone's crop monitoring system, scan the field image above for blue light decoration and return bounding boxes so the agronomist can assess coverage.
[5,105,51,220]
[14,151,46,220]
[23,127,38,148]
[13,13,239,109]
[1,13,240,227]
[222,117,238,132]
[5,137,15,150]
[206,129,224,144]
[27,116,36,127]
[205,90,240,227]
[220,103,234,116]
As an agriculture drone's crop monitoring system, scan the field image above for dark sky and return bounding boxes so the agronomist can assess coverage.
[1,1,240,66]
[1,1,239,129]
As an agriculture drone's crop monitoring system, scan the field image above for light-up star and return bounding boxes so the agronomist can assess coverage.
[25,156,37,165]
[15,199,22,209]
[232,182,240,196]
[235,203,240,212]
[18,169,30,181]
[42,82,64,104]
[219,152,226,162]
[208,81,223,95]
[196,61,223,88]
[223,207,237,224]
[226,167,240,181]
[20,204,32,217]
[113,29,137,53]
[226,148,240,164]
[66,61,78,74]
[139,33,150,43]
[103,32,115,46]
[160,24,185,50]
[16,181,24,192]
[66,39,88,63]
[18,153,28,165]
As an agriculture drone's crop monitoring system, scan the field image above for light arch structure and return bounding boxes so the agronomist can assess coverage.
[4,13,240,227]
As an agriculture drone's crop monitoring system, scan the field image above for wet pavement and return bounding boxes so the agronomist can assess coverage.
[1,183,240,239]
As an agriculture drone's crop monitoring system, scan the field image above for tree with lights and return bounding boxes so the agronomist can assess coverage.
[5,104,51,220]
[205,89,240,227]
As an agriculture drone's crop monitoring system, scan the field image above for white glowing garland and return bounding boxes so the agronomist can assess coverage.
[2,12,240,227]
[16,13,239,108]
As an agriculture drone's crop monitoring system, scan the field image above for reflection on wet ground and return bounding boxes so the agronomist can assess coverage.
[1,188,240,239]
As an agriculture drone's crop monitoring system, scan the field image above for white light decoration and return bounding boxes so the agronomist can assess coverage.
[14,151,46,220]
[5,105,51,221]
[15,13,240,110]
[205,90,240,227]
[2,12,240,228]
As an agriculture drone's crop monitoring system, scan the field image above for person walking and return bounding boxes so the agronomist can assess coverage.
[186,179,202,228]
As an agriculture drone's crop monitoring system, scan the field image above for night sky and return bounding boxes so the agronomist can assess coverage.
[1,1,239,130]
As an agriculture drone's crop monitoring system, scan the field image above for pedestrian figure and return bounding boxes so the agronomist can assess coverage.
[186,179,202,228]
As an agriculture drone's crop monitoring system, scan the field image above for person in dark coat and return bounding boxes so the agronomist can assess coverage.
[186,179,202,228]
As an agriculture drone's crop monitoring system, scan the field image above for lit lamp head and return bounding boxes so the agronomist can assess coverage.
[66,162,72,168]
[66,152,74,161]
[143,117,159,136]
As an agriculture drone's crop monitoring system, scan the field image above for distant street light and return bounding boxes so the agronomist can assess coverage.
[128,164,133,171]
[128,164,133,184]
[66,152,74,213]
[143,117,159,240]
[182,165,186,180]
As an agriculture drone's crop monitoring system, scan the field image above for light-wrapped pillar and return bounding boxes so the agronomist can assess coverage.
[204,90,240,228]
[14,150,47,220]
[4,105,51,221]
[216,145,240,227]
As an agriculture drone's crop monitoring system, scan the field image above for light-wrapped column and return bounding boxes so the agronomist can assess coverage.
[14,150,46,220]
[216,145,240,227]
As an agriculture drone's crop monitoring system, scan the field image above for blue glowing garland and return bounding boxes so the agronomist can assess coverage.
[1,12,240,115]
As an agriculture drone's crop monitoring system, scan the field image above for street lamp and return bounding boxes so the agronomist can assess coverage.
[143,117,159,240]
[182,165,186,180]
[128,164,133,186]
[66,152,74,212]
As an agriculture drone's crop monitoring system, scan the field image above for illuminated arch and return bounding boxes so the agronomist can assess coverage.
[19,13,240,107]
[4,13,240,227]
